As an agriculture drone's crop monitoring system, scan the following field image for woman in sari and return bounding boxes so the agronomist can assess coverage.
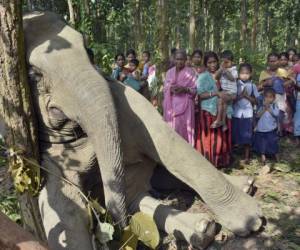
[163,49,197,145]
[195,51,232,168]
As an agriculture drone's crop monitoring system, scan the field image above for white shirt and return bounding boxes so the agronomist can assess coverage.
[220,66,238,94]
[233,80,259,118]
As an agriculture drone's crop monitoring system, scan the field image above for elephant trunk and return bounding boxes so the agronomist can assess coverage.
[71,65,127,227]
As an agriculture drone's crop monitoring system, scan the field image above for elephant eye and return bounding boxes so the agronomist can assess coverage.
[48,106,67,121]
[28,67,43,83]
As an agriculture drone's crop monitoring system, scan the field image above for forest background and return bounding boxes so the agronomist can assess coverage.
[23,0,300,80]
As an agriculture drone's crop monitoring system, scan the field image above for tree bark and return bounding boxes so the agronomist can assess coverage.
[133,0,143,54]
[240,0,248,49]
[251,0,259,50]
[67,0,75,26]
[204,0,210,51]
[189,0,196,51]
[156,0,169,77]
[175,0,180,48]
[0,1,46,241]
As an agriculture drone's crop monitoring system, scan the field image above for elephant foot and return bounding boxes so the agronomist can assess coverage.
[222,173,255,194]
[133,194,216,249]
[165,212,216,249]
[212,186,263,237]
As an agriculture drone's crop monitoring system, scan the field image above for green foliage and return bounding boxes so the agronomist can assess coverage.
[0,194,21,223]
[8,148,40,196]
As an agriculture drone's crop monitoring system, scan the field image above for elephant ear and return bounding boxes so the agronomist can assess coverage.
[129,212,160,249]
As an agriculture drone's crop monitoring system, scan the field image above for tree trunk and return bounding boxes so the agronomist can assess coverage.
[213,16,221,53]
[204,0,210,51]
[189,0,196,51]
[251,0,259,50]
[133,0,143,54]
[240,0,248,50]
[67,0,75,26]
[0,1,46,241]
[175,0,180,48]
[83,0,89,15]
[156,0,169,77]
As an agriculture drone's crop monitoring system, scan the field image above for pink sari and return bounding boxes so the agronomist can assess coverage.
[163,66,196,145]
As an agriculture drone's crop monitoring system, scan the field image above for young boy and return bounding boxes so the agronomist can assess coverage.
[232,63,259,164]
[212,50,238,130]
[141,51,151,80]
[253,88,280,165]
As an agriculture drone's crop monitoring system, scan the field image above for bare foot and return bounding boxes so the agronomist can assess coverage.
[210,121,223,129]
[222,173,255,194]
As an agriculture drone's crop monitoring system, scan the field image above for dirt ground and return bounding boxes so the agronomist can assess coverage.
[0,138,299,250]
[160,138,300,250]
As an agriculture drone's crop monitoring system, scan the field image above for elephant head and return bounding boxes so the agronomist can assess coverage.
[23,12,127,226]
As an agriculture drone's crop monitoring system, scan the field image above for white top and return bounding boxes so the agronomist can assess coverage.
[233,80,259,118]
[220,66,238,94]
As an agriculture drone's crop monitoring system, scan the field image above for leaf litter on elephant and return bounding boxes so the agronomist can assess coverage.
[129,212,160,249]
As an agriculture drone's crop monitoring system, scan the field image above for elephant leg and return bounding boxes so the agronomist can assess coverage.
[111,83,263,236]
[131,193,216,249]
[38,157,93,250]
[222,173,255,194]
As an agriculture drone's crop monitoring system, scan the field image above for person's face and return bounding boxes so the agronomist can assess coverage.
[127,53,135,62]
[116,55,125,67]
[221,58,233,69]
[128,62,137,72]
[192,53,202,66]
[175,53,186,70]
[265,92,275,104]
[142,53,149,63]
[239,68,251,81]
[288,51,295,61]
[185,56,192,67]
[206,57,218,73]
[293,55,300,65]
[268,56,279,70]
[279,56,288,67]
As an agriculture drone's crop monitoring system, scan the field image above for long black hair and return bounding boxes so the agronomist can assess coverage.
[204,51,219,67]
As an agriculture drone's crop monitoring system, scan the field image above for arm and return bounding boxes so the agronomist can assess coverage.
[199,91,219,100]
[223,69,237,82]
[214,68,223,80]
[267,104,280,118]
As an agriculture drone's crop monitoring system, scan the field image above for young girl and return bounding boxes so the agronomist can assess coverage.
[232,63,259,164]
[253,88,280,165]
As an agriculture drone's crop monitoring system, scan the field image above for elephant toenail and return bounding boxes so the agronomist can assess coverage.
[195,219,209,233]
[243,186,249,193]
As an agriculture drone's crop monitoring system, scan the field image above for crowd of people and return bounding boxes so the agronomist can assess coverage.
[111,47,300,168]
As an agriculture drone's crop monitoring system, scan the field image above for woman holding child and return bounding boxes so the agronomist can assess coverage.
[195,51,232,168]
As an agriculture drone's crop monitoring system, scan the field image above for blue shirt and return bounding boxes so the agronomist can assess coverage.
[233,80,259,118]
[256,102,279,132]
[111,66,122,80]
[271,76,285,95]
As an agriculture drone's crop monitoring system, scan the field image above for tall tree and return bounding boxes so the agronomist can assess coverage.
[240,0,248,49]
[251,0,259,50]
[0,0,45,241]
[156,0,169,78]
[67,0,75,26]
[189,0,196,51]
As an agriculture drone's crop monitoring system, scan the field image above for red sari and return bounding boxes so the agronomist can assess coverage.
[195,79,232,168]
